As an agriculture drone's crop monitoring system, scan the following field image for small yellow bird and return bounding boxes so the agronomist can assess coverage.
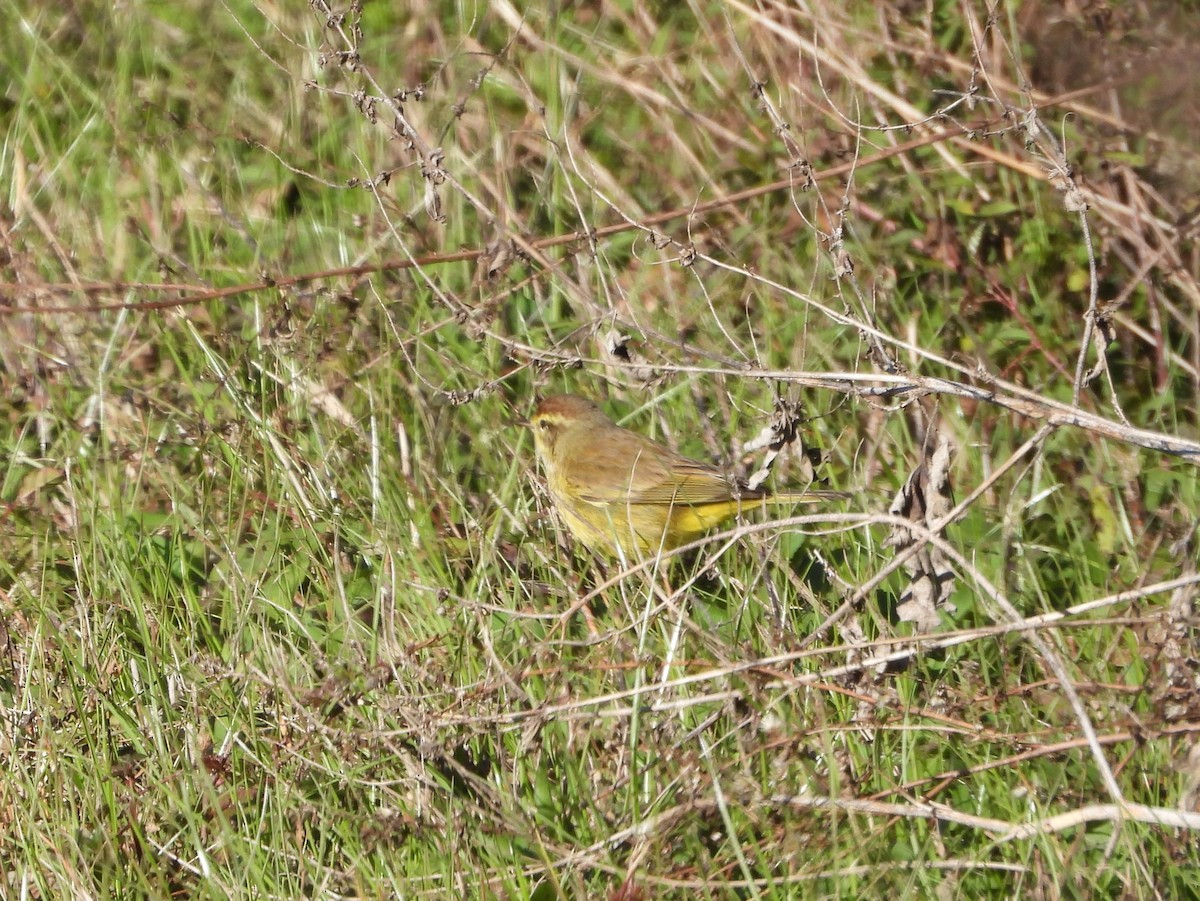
[529,394,844,556]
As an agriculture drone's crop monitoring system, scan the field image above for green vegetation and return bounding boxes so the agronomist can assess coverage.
[2,0,1198,897]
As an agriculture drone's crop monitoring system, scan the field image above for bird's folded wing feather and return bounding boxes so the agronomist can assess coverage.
[573,450,743,506]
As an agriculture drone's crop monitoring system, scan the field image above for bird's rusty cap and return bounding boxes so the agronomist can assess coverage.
[531,394,602,421]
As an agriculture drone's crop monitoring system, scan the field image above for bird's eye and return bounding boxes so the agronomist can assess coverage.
[538,420,552,431]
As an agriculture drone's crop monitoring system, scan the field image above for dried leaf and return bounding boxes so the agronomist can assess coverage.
[599,328,656,383]
[477,238,514,281]
[742,398,815,491]
[885,432,956,630]
[16,466,65,503]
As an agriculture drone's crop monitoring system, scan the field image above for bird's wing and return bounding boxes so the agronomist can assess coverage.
[627,455,752,505]
[572,446,744,507]
[563,440,674,505]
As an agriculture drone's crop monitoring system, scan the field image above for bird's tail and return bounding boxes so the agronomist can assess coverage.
[761,489,850,505]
